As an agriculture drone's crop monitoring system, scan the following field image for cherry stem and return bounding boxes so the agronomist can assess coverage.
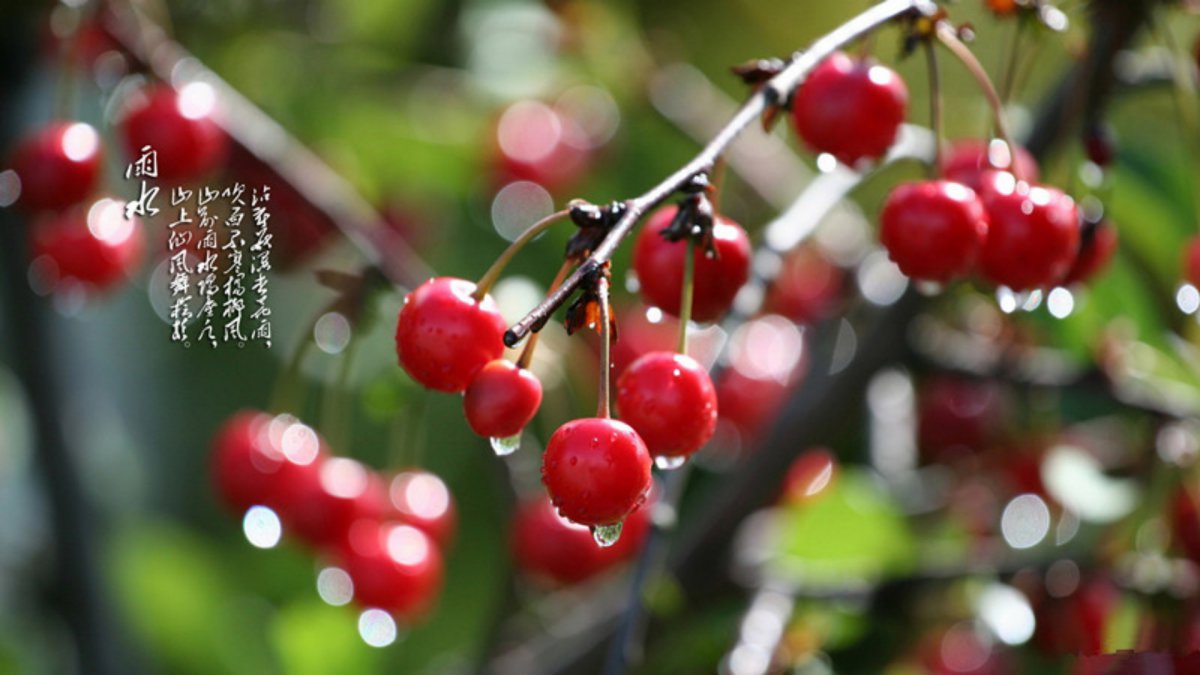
[502,0,934,348]
[53,3,99,119]
[1148,8,1200,224]
[710,157,728,214]
[269,315,319,414]
[387,406,408,471]
[474,208,571,301]
[858,29,877,60]
[999,15,1026,105]
[597,274,613,419]
[104,0,431,288]
[935,21,1026,183]
[924,40,944,177]
[322,334,358,452]
[516,260,573,370]
[676,238,696,354]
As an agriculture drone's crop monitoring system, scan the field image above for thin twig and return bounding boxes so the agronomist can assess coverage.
[676,238,695,354]
[597,274,613,419]
[581,129,937,675]
[517,261,573,370]
[601,466,691,675]
[924,40,943,175]
[502,0,936,348]
[475,209,571,300]
[936,22,1025,182]
[101,0,431,288]
[1025,0,1161,159]
[999,15,1025,105]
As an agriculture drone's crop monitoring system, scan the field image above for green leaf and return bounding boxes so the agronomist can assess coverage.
[767,470,915,591]
[108,523,276,675]
[270,601,380,675]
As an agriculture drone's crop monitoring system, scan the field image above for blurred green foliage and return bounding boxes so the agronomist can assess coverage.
[3,0,1200,673]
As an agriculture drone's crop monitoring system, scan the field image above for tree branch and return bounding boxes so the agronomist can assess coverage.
[100,0,431,288]
[1025,0,1164,160]
[502,0,937,348]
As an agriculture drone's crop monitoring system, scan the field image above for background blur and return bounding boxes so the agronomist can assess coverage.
[3,0,1200,673]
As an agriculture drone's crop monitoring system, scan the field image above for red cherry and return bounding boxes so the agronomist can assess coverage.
[339,520,443,620]
[715,314,807,445]
[31,198,144,291]
[920,623,1008,675]
[610,305,680,377]
[790,51,908,167]
[1083,124,1117,168]
[1031,576,1118,656]
[463,360,543,439]
[879,180,989,283]
[1182,236,1200,288]
[380,202,438,256]
[541,418,652,527]
[394,277,507,393]
[1196,32,1200,79]
[1076,653,1184,675]
[616,351,717,460]
[780,448,838,504]
[1062,218,1117,285]
[492,100,590,192]
[1172,483,1200,565]
[1171,603,1200,653]
[41,20,126,69]
[995,449,1048,498]
[211,410,279,513]
[210,411,324,515]
[941,139,1040,193]
[763,246,843,324]
[917,377,1007,463]
[632,207,751,323]
[9,122,102,212]
[225,146,335,267]
[387,470,456,548]
[984,0,1021,15]
[716,369,791,444]
[274,456,390,550]
[118,84,228,183]
[977,176,1081,291]
[510,492,652,586]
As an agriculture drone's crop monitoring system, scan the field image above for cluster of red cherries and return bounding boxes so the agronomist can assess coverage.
[211,410,453,620]
[390,43,1123,563]
[5,82,229,293]
[790,49,1114,293]
[393,193,757,548]
[910,373,1200,665]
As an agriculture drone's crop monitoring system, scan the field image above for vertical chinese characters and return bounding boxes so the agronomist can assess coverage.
[125,146,272,347]
[168,185,195,344]
[249,186,272,347]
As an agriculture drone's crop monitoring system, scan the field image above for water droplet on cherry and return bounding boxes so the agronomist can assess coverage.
[489,433,521,456]
[591,521,623,547]
[655,455,687,471]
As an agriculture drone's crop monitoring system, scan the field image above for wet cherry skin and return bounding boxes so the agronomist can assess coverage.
[541,417,652,527]
[616,351,717,460]
[791,51,908,167]
[395,277,508,393]
[879,180,988,283]
[632,206,751,324]
[977,176,1081,291]
[118,85,228,183]
[463,360,543,439]
[510,492,652,586]
[31,197,144,291]
[8,121,102,212]
[338,520,443,620]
